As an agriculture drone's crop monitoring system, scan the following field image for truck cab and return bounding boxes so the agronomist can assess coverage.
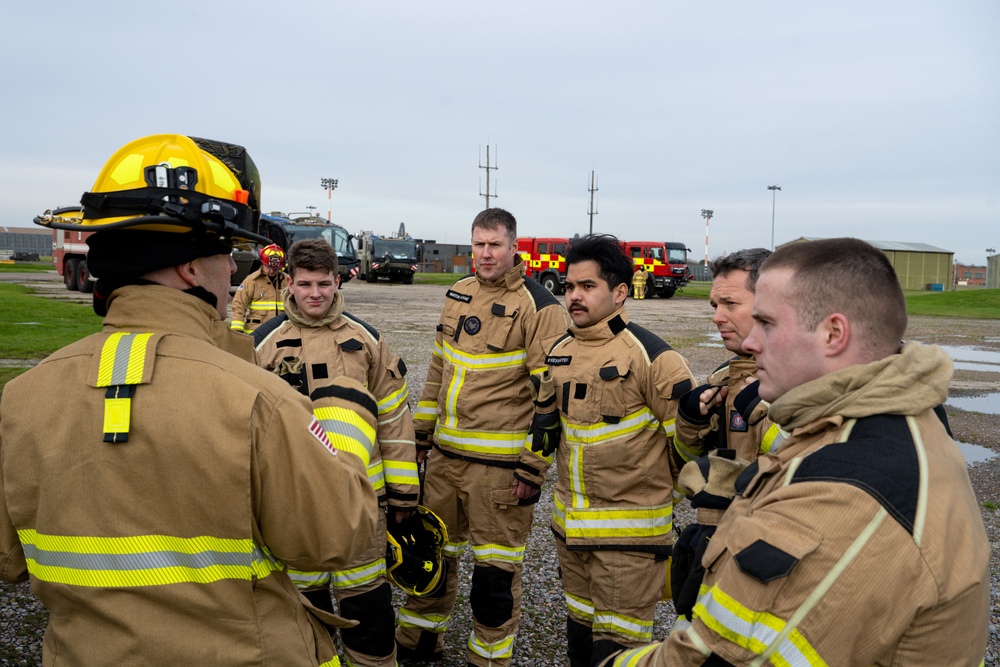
[621,240,691,298]
[517,236,569,294]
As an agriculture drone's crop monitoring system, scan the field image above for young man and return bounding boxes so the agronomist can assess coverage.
[605,238,990,667]
[230,243,288,333]
[1,134,377,666]
[396,208,570,667]
[254,238,418,667]
[516,234,696,667]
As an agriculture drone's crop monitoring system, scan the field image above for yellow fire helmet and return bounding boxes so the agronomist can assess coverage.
[386,505,449,597]
[34,134,269,246]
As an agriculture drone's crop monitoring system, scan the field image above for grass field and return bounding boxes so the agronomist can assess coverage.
[0,284,102,359]
[0,261,53,273]
[904,288,1000,319]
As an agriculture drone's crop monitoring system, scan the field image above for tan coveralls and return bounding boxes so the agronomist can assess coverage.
[396,263,570,667]
[526,307,696,667]
[632,269,649,299]
[0,285,378,666]
[255,289,418,667]
[606,343,990,667]
[230,267,288,333]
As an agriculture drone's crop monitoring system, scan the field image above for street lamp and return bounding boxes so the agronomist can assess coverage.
[321,178,339,221]
[988,248,996,289]
[768,185,781,250]
[701,209,713,266]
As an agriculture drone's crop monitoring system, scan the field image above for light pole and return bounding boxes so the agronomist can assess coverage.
[988,248,996,289]
[701,209,713,266]
[768,184,781,250]
[321,178,338,221]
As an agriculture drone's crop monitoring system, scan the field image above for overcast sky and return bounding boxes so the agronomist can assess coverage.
[3,1,997,264]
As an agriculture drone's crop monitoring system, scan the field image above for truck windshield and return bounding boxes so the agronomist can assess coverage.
[667,248,687,264]
[373,239,416,260]
[285,224,357,260]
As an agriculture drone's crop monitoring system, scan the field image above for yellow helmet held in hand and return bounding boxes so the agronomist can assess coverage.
[35,134,269,246]
[386,506,449,597]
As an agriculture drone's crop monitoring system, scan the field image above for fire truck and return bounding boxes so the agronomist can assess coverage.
[356,224,419,284]
[43,206,95,293]
[621,240,691,298]
[517,237,570,293]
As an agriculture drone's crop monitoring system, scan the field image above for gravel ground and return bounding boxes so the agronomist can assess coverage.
[1,278,998,665]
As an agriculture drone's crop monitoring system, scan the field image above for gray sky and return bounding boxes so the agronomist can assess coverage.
[3,1,997,264]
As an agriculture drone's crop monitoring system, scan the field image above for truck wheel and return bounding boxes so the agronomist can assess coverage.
[660,287,676,299]
[366,272,377,283]
[78,260,94,293]
[541,273,561,295]
[403,274,414,285]
[65,259,80,291]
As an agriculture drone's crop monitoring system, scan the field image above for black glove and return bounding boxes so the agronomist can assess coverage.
[528,371,560,456]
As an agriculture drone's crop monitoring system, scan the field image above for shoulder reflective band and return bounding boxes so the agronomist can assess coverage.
[96,332,155,443]
[313,405,377,466]
[16,529,283,587]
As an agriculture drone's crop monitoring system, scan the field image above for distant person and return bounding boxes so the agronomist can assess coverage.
[514,234,696,667]
[632,265,649,299]
[230,243,288,333]
[395,208,570,667]
[603,238,990,667]
[254,238,419,667]
[1,133,378,665]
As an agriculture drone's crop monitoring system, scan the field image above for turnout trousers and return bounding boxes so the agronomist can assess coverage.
[556,539,665,667]
[396,453,535,666]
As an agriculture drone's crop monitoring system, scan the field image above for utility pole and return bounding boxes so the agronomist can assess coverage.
[479,144,498,209]
[321,178,338,221]
[587,170,599,235]
[701,209,714,266]
[768,184,781,250]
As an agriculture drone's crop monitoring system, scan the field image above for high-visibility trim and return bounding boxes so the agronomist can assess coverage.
[441,341,527,371]
[565,591,595,621]
[562,408,662,446]
[434,424,528,457]
[593,610,653,642]
[468,630,515,660]
[331,558,386,590]
[563,504,673,540]
[907,416,929,548]
[397,607,449,632]
[314,406,376,467]
[443,540,469,559]
[383,459,419,486]
[229,319,245,331]
[96,332,154,387]
[287,568,332,588]
[377,385,409,416]
[444,367,466,428]
[414,400,438,422]
[612,644,660,667]
[522,435,554,464]
[368,461,385,492]
[17,530,282,588]
[673,433,704,463]
[320,655,340,667]
[471,543,525,564]
[529,365,549,376]
[553,493,567,532]
[568,439,588,508]
[248,300,283,310]
[760,423,787,455]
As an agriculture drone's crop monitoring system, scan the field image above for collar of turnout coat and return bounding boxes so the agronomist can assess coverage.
[567,306,629,344]
[282,289,345,328]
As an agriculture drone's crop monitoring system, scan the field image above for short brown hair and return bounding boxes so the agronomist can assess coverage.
[471,208,517,244]
[709,248,772,292]
[762,238,906,356]
[287,239,338,279]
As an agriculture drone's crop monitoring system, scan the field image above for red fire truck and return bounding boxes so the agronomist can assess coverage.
[620,240,691,298]
[43,207,96,292]
[517,237,570,293]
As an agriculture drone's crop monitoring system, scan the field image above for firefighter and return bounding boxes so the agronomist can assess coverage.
[395,208,570,667]
[0,134,378,665]
[513,234,696,667]
[631,265,649,299]
[602,238,990,667]
[253,238,418,667]
[230,243,288,333]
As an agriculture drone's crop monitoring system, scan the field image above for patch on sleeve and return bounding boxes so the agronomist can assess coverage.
[308,416,338,457]
[734,539,798,583]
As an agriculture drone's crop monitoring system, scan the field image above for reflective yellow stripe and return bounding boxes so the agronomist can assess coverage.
[674,432,704,463]
[97,332,153,387]
[471,543,525,564]
[563,504,673,540]
[565,591,594,621]
[377,385,409,415]
[468,630,515,660]
[593,610,653,642]
[368,460,385,491]
[694,584,829,666]
[17,530,281,588]
[568,438,588,508]
[331,558,386,589]
[414,400,438,422]
[229,319,245,331]
[441,341,527,370]
[248,300,283,310]
[320,655,341,667]
[444,366,465,428]
[314,406,376,467]
[397,607,449,632]
[443,540,469,559]
[612,644,660,666]
[562,408,662,446]
[760,423,786,455]
[435,424,528,457]
[383,459,419,486]
[553,493,567,533]
[288,569,332,588]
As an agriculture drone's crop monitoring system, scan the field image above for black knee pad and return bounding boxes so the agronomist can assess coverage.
[566,617,593,667]
[469,564,515,628]
[339,583,396,657]
[592,639,629,667]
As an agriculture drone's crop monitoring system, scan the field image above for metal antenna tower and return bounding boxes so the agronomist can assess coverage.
[479,144,498,208]
[588,170,599,234]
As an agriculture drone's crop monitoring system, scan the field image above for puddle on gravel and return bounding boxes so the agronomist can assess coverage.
[957,441,998,465]
[947,393,1000,415]
[938,345,1000,373]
